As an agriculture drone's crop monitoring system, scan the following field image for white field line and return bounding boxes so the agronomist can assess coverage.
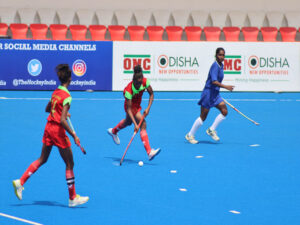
[0,212,43,225]
[0,97,299,102]
[229,210,241,214]
[279,99,293,101]
[249,144,260,147]
[179,188,187,192]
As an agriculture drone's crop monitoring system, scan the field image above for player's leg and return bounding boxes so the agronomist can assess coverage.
[212,101,227,130]
[13,144,52,200]
[21,144,52,185]
[207,101,227,141]
[215,101,228,116]
[135,112,161,161]
[58,147,89,207]
[136,112,150,154]
[186,107,209,144]
[108,114,133,145]
[112,113,132,134]
[58,147,76,200]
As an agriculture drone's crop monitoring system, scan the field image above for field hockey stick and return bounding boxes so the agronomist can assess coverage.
[223,99,260,126]
[120,115,145,166]
[67,117,87,154]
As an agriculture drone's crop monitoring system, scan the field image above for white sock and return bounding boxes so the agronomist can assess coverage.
[210,114,226,131]
[188,117,203,136]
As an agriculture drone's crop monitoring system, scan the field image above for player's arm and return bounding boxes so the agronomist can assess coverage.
[124,91,139,130]
[212,81,234,91]
[144,85,154,117]
[61,104,79,144]
[45,101,51,113]
[210,64,234,91]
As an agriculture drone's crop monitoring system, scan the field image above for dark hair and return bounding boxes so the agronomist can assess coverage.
[215,47,225,57]
[56,64,71,84]
[133,64,143,81]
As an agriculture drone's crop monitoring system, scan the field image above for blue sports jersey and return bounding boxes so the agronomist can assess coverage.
[198,61,224,109]
[203,61,224,91]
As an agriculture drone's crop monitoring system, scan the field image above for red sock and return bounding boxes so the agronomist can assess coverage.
[112,119,126,134]
[66,170,76,200]
[140,129,151,154]
[20,160,41,186]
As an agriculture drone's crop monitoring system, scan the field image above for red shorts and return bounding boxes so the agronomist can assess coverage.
[42,122,71,149]
[124,101,141,115]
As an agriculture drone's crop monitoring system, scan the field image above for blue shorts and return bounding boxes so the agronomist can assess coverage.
[198,88,223,109]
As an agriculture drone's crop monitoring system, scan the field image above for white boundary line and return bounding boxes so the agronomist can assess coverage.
[1,97,300,102]
[0,212,43,225]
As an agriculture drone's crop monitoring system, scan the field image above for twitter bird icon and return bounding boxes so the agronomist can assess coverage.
[28,59,42,76]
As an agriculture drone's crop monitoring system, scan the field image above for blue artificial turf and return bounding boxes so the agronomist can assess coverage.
[0,91,300,225]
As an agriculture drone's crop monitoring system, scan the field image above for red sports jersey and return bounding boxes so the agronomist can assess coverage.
[123,78,150,105]
[47,86,72,124]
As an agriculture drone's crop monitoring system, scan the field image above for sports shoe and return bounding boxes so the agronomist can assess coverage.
[185,133,199,144]
[148,148,161,161]
[206,128,220,141]
[107,128,120,145]
[12,179,24,200]
[69,194,89,207]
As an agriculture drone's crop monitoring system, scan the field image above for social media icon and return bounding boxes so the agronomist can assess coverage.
[72,59,87,77]
[28,59,42,76]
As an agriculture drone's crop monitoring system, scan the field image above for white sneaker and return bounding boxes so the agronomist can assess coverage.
[12,179,24,200]
[69,194,89,207]
[206,128,220,141]
[148,148,161,161]
[107,128,120,145]
[185,134,199,144]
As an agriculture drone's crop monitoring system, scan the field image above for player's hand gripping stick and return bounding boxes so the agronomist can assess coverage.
[67,117,87,154]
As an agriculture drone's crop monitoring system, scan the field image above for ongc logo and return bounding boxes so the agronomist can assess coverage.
[224,56,242,74]
[123,55,151,74]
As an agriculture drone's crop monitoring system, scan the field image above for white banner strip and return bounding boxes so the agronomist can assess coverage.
[113,42,300,91]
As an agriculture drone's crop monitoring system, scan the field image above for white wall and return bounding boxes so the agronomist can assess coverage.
[0,0,299,11]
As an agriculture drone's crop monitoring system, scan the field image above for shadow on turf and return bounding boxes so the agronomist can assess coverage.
[185,140,220,145]
[198,140,220,144]
[104,156,157,166]
[11,201,87,208]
